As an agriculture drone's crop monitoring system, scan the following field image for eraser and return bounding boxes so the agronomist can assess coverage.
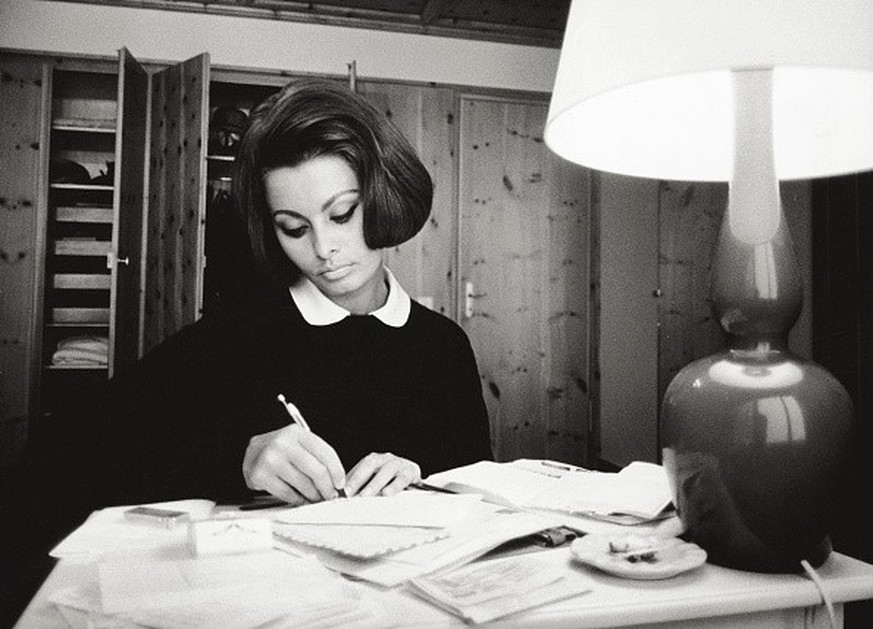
[124,506,190,529]
[187,517,273,556]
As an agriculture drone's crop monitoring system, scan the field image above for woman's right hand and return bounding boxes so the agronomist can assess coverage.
[242,424,346,505]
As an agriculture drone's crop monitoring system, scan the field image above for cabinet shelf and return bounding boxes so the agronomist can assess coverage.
[51,307,111,324]
[207,154,235,162]
[44,364,108,371]
[56,205,114,223]
[53,239,111,257]
[50,183,114,192]
[53,273,111,290]
[52,120,116,133]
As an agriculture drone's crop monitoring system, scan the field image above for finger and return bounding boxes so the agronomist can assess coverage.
[379,462,422,496]
[345,453,388,497]
[243,430,281,490]
[291,436,346,500]
[269,453,325,503]
[298,431,347,493]
[357,457,406,498]
[246,453,319,503]
[245,427,323,501]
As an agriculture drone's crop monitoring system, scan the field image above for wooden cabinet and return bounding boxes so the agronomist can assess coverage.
[34,48,147,423]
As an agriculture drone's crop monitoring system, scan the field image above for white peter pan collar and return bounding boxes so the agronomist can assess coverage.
[289,267,411,328]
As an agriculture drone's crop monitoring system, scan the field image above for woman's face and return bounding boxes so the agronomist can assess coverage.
[264,154,385,314]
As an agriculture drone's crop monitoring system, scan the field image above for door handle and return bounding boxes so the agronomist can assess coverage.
[106,252,130,269]
[464,282,487,319]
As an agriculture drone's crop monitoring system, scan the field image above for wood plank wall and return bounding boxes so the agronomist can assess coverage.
[144,56,207,354]
[356,82,458,318]
[0,56,43,464]
[459,96,592,465]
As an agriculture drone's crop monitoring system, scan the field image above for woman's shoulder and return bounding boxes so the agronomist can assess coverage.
[407,301,472,346]
[132,289,297,373]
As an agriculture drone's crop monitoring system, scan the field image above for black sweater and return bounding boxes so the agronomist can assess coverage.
[102,293,493,504]
[1,291,492,622]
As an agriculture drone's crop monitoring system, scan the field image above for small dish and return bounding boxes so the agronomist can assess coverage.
[571,534,707,580]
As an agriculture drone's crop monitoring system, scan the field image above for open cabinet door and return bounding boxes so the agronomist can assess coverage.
[143,53,209,354]
[109,47,148,377]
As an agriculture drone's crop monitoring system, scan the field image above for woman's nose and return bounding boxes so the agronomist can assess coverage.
[312,228,339,260]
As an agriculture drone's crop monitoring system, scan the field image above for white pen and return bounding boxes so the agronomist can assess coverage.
[276,393,346,498]
[277,393,311,431]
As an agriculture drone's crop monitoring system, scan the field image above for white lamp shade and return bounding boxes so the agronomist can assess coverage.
[545,0,873,181]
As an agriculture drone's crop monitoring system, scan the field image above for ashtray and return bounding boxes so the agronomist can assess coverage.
[570,534,707,580]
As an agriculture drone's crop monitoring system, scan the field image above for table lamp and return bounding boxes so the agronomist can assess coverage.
[545,0,873,573]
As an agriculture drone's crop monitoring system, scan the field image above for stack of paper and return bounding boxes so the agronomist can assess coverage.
[425,460,675,525]
[274,499,565,587]
[271,492,483,558]
[407,552,593,624]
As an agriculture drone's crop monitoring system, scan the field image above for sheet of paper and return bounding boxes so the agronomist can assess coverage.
[273,523,449,558]
[426,461,557,507]
[407,552,593,624]
[98,552,361,623]
[276,502,565,588]
[274,492,482,528]
[50,499,216,558]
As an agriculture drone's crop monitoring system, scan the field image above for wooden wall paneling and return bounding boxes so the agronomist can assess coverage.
[656,181,726,404]
[542,153,592,466]
[460,97,527,459]
[144,54,208,354]
[0,54,45,464]
[181,58,209,325]
[109,48,148,376]
[459,96,591,462]
[357,81,458,318]
[144,64,171,351]
[587,173,602,465]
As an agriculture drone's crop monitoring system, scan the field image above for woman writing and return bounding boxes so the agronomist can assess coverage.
[99,79,493,506]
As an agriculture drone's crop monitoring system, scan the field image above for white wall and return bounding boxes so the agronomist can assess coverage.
[599,174,661,467]
[0,0,559,92]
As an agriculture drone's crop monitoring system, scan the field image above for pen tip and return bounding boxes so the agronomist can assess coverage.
[277,393,286,403]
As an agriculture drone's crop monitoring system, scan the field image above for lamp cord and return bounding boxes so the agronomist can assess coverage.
[800,559,836,629]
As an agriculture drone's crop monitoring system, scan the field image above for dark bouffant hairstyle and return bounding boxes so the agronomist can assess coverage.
[234,79,433,284]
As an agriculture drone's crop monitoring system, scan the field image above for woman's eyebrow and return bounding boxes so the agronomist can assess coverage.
[270,189,359,219]
[320,188,359,211]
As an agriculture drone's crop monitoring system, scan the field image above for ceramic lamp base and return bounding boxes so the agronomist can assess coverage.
[661,349,853,573]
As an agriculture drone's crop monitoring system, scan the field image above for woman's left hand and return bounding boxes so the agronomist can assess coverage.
[345,452,421,497]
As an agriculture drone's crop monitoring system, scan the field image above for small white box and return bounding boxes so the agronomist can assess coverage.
[187,517,273,556]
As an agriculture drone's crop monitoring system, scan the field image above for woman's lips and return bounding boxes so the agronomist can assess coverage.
[320,265,352,281]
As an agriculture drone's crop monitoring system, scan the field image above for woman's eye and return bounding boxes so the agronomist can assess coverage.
[278,224,308,239]
[332,203,358,225]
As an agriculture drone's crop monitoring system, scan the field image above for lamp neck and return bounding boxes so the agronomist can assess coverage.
[711,69,803,346]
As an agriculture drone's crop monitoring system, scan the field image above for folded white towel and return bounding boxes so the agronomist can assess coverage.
[57,335,109,351]
[52,347,108,366]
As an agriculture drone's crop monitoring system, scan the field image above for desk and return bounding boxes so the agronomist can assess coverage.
[15,547,873,628]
